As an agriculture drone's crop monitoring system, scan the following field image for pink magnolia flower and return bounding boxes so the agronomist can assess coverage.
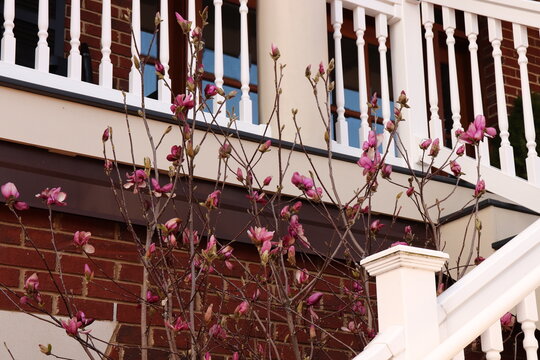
[204,190,221,209]
[84,264,94,281]
[166,316,189,332]
[474,179,485,198]
[175,12,191,33]
[429,138,440,157]
[247,226,274,245]
[391,241,408,247]
[232,352,239,360]
[151,178,173,197]
[352,301,366,315]
[306,187,323,201]
[270,43,280,60]
[166,145,183,164]
[259,240,272,264]
[288,215,310,248]
[62,317,83,336]
[500,312,514,328]
[258,139,271,153]
[362,131,377,151]
[459,115,496,144]
[295,269,309,285]
[235,168,244,182]
[357,151,381,176]
[246,191,267,205]
[456,145,465,156]
[218,142,232,159]
[146,290,159,304]
[306,292,323,306]
[287,245,296,265]
[419,138,432,150]
[205,353,212,360]
[123,170,147,193]
[263,176,272,187]
[24,273,39,291]
[102,127,110,142]
[13,201,29,211]
[1,182,19,200]
[205,84,218,98]
[155,61,165,76]
[450,160,462,177]
[73,231,95,254]
[381,164,392,179]
[203,235,217,258]
[75,311,94,328]
[370,220,384,234]
[209,324,227,340]
[385,120,395,132]
[318,61,325,75]
[170,94,194,116]
[234,301,250,316]
[104,159,113,173]
[369,92,378,108]
[36,187,67,206]
[182,228,199,245]
[164,218,181,233]
[291,172,314,191]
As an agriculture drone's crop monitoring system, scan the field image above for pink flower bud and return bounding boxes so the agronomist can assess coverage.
[450,160,462,177]
[385,120,395,132]
[236,168,244,182]
[406,186,415,197]
[14,201,29,211]
[429,138,440,157]
[381,164,392,179]
[295,268,309,285]
[258,139,271,153]
[263,176,272,186]
[270,43,280,60]
[370,220,384,233]
[474,179,485,198]
[306,292,323,306]
[318,62,325,75]
[419,138,432,150]
[102,127,110,142]
[474,256,485,265]
[154,62,165,76]
[205,84,218,98]
[456,145,465,156]
[84,264,94,281]
[234,301,250,316]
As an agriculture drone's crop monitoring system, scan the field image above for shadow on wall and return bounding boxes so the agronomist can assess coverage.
[490,93,540,180]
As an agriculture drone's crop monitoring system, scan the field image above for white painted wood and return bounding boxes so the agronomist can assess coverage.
[35,0,50,72]
[213,0,225,115]
[158,0,171,103]
[513,23,540,184]
[488,18,515,176]
[389,0,429,167]
[361,245,448,359]
[376,13,391,153]
[239,0,252,124]
[465,12,490,165]
[516,292,539,360]
[426,216,540,359]
[1,0,16,64]
[129,0,142,95]
[480,322,503,360]
[354,6,370,146]
[452,351,465,360]
[442,7,462,146]
[67,0,82,80]
[99,0,113,88]
[332,0,348,146]
[421,3,442,140]
[187,0,197,121]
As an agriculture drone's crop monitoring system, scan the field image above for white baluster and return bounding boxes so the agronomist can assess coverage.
[67,0,81,80]
[480,321,503,360]
[465,12,490,165]
[213,0,225,116]
[99,0,113,88]
[517,292,539,359]
[514,24,540,184]
[35,0,50,72]
[129,0,142,94]
[158,0,171,102]
[187,0,197,121]
[376,14,391,153]
[1,0,16,64]
[442,7,462,146]
[239,0,252,124]
[421,3,442,140]
[354,6,369,146]
[488,18,515,176]
[331,0,348,146]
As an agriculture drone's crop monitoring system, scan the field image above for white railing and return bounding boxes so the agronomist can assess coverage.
[326,0,430,168]
[0,0,264,135]
[358,217,540,359]
[425,0,540,212]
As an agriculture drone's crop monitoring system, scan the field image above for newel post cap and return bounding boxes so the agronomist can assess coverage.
[360,245,448,277]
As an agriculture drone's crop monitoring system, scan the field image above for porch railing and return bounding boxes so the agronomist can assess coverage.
[356,217,540,359]
[0,0,264,135]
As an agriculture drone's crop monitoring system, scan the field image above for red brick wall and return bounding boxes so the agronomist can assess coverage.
[0,205,365,359]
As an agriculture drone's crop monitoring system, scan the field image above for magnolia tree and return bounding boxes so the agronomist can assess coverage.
[0,7,509,360]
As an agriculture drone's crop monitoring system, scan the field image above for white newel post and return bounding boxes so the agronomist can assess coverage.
[361,245,448,360]
[389,0,429,168]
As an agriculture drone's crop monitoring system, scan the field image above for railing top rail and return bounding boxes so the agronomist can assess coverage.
[422,0,540,28]
[328,0,400,20]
